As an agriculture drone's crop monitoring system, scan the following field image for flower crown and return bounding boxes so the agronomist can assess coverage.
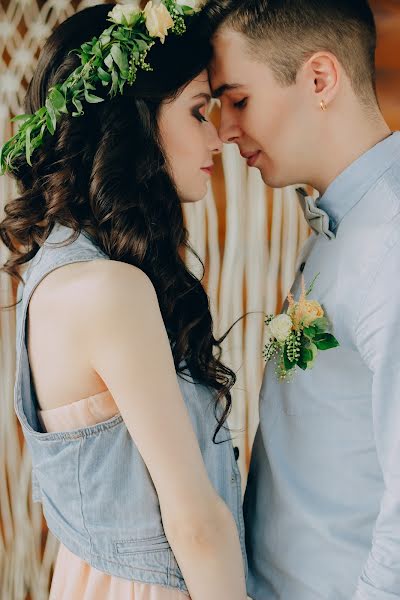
[0,0,203,176]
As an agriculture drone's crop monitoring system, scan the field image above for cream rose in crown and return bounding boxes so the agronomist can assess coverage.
[144,1,174,43]
[264,274,339,381]
[108,3,142,27]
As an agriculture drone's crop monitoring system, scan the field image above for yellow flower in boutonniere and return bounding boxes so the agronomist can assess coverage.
[289,299,325,329]
[301,300,324,326]
[287,274,324,329]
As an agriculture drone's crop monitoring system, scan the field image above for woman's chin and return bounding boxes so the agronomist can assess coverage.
[179,186,208,204]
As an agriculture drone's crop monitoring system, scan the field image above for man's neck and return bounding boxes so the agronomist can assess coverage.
[310,114,391,196]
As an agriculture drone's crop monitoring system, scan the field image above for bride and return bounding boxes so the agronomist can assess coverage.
[0,3,247,599]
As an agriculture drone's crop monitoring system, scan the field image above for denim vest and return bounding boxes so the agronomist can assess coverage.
[14,223,247,594]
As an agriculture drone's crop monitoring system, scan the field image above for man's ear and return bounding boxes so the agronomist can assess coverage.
[304,51,340,107]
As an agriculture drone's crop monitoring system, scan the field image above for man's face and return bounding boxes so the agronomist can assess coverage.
[210,29,315,189]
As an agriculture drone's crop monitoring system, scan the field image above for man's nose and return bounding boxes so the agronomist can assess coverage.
[218,110,241,144]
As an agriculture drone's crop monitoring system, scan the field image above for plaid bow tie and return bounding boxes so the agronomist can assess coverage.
[296,187,336,241]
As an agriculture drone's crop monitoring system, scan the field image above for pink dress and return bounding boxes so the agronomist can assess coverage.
[39,391,190,600]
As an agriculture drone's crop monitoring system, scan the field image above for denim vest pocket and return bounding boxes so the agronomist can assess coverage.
[113,533,184,586]
[115,534,170,554]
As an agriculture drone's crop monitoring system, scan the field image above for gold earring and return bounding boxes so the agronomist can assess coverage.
[320,100,327,112]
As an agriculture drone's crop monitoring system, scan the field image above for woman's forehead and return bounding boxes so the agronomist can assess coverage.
[184,71,211,98]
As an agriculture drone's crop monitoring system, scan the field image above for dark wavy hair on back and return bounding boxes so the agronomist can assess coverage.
[0,3,235,442]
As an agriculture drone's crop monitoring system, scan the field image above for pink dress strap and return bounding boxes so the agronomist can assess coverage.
[39,391,189,600]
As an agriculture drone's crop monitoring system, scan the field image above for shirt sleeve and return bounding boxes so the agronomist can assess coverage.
[353,238,400,599]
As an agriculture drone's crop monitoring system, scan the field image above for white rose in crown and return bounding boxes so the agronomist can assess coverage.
[269,314,293,343]
[108,2,142,26]
[144,1,174,43]
[176,0,206,10]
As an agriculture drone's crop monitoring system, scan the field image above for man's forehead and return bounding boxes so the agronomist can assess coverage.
[211,32,243,66]
[209,58,246,98]
[209,31,250,96]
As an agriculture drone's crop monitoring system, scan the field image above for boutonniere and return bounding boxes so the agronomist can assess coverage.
[263,274,339,381]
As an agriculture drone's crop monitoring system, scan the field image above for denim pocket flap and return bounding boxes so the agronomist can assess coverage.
[115,534,170,554]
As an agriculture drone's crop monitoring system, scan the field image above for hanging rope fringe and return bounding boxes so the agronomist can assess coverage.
[1,1,309,597]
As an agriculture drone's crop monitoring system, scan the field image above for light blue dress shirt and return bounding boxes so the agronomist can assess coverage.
[244,132,400,600]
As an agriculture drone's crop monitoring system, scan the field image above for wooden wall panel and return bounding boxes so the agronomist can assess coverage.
[371,0,400,129]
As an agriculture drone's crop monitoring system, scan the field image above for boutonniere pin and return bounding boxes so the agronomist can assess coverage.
[263,274,339,381]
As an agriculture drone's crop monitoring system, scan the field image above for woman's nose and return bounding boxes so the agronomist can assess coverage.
[208,122,223,155]
[218,109,241,144]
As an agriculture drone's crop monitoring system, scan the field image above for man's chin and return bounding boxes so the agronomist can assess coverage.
[258,166,284,189]
[258,165,296,189]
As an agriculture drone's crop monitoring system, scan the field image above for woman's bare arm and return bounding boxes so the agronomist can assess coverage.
[80,260,246,600]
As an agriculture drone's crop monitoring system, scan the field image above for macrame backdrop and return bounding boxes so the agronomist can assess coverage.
[0,1,309,597]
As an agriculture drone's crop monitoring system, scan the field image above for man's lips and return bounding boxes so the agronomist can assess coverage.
[240,150,261,167]
[201,165,214,175]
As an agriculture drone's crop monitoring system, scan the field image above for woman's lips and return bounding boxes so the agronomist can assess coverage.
[201,165,214,175]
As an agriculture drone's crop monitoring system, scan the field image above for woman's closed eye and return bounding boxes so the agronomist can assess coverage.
[192,104,209,123]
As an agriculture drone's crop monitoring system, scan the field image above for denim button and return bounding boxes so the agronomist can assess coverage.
[234,446,239,461]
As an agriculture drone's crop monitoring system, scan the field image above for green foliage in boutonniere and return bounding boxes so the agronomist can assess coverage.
[263,274,339,381]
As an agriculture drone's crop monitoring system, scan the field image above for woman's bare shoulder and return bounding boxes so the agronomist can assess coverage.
[29,259,157,327]
[81,260,157,312]
[32,259,153,302]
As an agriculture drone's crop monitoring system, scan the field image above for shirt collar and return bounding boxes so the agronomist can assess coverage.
[317,131,400,233]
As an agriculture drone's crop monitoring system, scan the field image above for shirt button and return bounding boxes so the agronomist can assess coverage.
[234,446,240,461]
[299,262,306,273]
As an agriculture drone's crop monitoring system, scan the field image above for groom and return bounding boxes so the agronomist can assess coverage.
[200,1,400,598]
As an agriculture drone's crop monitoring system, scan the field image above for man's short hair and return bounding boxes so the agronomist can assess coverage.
[204,0,377,107]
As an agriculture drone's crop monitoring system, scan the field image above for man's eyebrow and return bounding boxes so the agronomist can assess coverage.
[212,83,242,99]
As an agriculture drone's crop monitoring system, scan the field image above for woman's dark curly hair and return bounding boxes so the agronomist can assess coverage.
[0,3,235,442]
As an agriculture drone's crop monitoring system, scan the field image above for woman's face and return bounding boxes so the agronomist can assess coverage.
[159,70,222,203]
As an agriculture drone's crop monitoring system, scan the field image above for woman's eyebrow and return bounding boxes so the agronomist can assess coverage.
[191,92,212,102]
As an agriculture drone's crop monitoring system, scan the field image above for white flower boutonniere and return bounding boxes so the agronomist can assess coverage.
[264,274,339,381]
